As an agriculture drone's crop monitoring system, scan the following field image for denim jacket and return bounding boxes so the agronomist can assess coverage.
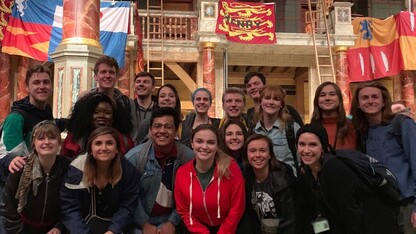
[125,140,194,227]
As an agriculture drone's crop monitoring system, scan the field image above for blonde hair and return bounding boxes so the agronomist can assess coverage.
[254,85,291,129]
[84,127,122,187]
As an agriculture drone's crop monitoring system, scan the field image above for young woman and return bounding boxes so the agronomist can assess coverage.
[61,127,139,234]
[239,134,297,234]
[296,123,398,234]
[174,124,245,234]
[61,92,133,158]
[311,82,357,149]
[135,84,183,143]
[1,120,70,234]
[181,88,220,148]
[253,85,300,175]
[218,120,248,171]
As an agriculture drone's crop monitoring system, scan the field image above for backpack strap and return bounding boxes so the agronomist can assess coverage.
[135,139,153,175]
[285,118,299,175]
[389,114,409,148]
[129,99,139,144]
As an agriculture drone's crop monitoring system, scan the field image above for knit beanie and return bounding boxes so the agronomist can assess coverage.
[295,123,329,152]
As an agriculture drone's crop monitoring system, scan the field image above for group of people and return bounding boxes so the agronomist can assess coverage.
[0,55,415,234]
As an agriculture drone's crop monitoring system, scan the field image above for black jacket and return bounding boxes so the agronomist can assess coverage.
[180,112,220,148]
[238,163,297,234]
[1,156,70,234]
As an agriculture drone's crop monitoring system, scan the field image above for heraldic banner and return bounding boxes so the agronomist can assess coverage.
[347,12,416,82]
[215,0,276,44]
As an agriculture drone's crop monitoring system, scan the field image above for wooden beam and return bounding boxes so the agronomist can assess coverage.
[165,62,197,92]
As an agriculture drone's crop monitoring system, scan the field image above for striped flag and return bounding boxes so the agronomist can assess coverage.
[2,0,130,67]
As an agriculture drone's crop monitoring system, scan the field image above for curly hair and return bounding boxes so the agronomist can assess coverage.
[67,92,131,143]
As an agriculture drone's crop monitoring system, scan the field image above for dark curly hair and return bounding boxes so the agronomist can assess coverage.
[67,92,131,143]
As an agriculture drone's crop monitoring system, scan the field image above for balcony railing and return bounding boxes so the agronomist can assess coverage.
[138,10,198,41]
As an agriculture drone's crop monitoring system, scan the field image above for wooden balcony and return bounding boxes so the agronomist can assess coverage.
[138,10,198,41]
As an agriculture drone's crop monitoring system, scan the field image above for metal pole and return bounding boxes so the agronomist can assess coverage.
[223,47,228,88]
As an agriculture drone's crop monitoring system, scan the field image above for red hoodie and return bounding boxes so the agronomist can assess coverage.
[174,158,245,234]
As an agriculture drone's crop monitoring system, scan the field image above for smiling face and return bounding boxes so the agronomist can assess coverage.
[318,84,340,114]
[260,92,282,116]
[150,115,176,149]
[158,86,177,108]
[246,76,264,101]
[247,138,270,172]
[134,75,154,98]
[193,90,211,114]
[27,72,52,108]
[91,133,118,163]
[358,87,384,117]
[225,123,245,152]
[92,102,114,128]
[297,132,323,168]
[33,131,61,157]
[94,63,118,92]
[223,93,245,119]
[192,129,218,164]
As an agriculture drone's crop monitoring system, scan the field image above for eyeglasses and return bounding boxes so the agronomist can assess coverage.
[151,123,175,131]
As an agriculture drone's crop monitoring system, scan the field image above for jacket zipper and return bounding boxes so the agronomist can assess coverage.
[197,175,215,226]
[40,172,50,223]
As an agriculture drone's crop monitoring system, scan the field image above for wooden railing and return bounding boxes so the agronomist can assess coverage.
[138,10,198,41]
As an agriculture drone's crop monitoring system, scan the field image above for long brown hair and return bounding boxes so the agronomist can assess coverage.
[84,127,122,187]
[218,120,249,155]
[191,124,232,179]
[311,82,350,144]
[351,81,394,136]
[254,85,291,129]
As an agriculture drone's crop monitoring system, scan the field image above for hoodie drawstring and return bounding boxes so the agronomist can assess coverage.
[189,172,193,225]
[217,178,221,219]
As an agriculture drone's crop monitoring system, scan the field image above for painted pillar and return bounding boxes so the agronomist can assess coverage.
[334,46,352,115]
[50,0,103,118]
[118,50,131,97]
[201,42,216,118]
[61,0,100,47]
[17,57,31,100]
[0,52,11,122]
[401,70,416,114]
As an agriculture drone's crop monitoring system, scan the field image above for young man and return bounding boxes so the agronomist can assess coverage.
[125,107,194,233]
[0,65,55,173]
[92,55,132,116]
[130,72,156,144]
[244,72,304,126]
[219,87,251,130]
[0,65,55,233]
[351,81,416,233]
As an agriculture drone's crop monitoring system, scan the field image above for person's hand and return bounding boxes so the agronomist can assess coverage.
[159,221,175,234]
[142,222,158,234]
[8,156,26,173]
[411,212,416,228]
[46,228,61,234]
